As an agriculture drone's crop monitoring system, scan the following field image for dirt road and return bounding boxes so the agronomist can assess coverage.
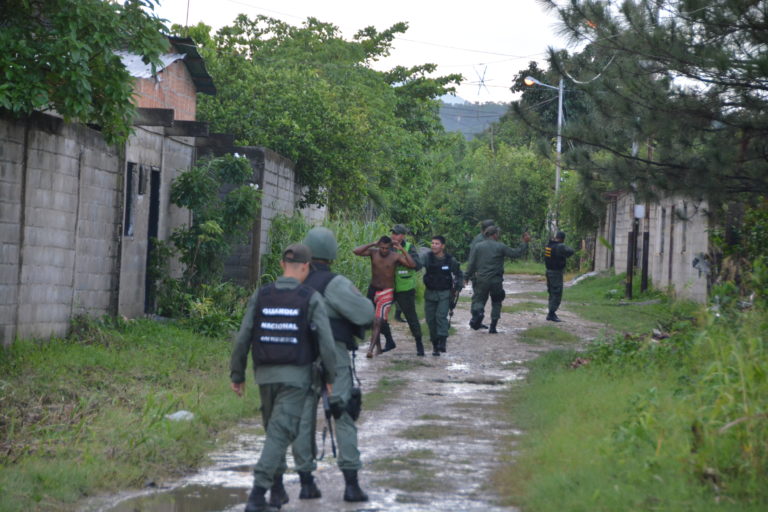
[89,274,605,512]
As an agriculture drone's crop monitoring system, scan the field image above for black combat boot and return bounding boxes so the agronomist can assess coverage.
[546,312,562,322]
[381,324,397,352]
[298,471,321,499]
[269,474,289,507]
[245,485,278,512]
[431,339,440,356]
[489,319,498,333]
[415,337,425,356]
[438,336,447,353]
[469,313,482,330]
[342,469,369,502]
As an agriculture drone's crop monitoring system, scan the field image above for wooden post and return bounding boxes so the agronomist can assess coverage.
[625,230,635,299]
[641,231,650,292]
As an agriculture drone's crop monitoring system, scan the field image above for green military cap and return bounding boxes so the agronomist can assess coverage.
[391,224,408,235]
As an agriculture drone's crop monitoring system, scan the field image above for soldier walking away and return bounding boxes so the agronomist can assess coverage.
[465,226,531,334]
[381,224,425,355]
[544,230,575,322]
[353,235,416,358]
[470,219,495,250]
[230,244,337,512]
[467,219,495,329]
[422,235,463,356]
[287,227,373,503]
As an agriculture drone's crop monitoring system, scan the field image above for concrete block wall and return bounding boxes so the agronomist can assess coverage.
[0,116,25,345]
[594,189,710,303]
[0,113,120,344]
[648,197,709,302]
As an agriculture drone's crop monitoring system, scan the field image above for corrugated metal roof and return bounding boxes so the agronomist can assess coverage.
[116,51,185,78]
[116,36,216,96]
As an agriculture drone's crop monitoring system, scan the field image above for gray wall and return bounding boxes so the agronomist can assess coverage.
[1,112,122,344]
[1,111,325,345]
[594,191,710,302]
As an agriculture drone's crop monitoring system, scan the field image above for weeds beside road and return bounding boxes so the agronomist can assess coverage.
[495,274,768,511]
[1,272,765,511]
[0,318,246,512]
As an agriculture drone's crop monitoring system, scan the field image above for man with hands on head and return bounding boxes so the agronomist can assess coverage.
[353,235,416,358]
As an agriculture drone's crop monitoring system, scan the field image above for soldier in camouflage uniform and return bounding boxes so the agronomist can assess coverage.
[465,226,530,333]
[230,244,337,512]
[544,231,575,322]
[285,227,373,504]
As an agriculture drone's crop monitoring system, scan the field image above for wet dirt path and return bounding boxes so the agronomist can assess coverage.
[86,274,606,512]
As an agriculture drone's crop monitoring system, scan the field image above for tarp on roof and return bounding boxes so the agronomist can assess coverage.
[116,51,185,79]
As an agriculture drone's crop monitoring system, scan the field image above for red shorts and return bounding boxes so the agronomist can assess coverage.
[373,288,394,320]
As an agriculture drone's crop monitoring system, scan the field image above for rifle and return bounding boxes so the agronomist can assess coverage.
[319,388,337,459]
[448,285,461,324]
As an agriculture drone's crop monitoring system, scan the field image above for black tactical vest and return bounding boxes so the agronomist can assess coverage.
[544,240,567,270]
[251,283,317,366]
[303,266,360,350]
[423,252,455,290]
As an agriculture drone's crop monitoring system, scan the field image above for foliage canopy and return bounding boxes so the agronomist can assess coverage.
[0,0,168,144]
[183,16,461,216]
[531,0,768,204]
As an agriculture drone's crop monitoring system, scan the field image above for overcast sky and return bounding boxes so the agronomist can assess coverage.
[152,0,569,104]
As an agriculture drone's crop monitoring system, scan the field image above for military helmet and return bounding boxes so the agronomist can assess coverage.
[303,226,337,261]
[480,219,495,230]
[556,231,566,242]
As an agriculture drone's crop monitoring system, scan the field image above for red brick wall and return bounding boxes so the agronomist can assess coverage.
[132,60,197,121]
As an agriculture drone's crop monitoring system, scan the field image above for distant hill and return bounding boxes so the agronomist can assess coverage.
[438,98,508,140]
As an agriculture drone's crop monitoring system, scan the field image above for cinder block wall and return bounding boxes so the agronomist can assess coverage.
[594,190,710,302]
[0,113,121,345]
[648,197,709,302]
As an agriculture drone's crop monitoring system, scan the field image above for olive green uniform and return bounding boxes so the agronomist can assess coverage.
[465,239,528,323]
[230,276,337,491]
[292,264,374,472]
[544,240,575,316]
[469,232,486,250]
[421,252,463,341]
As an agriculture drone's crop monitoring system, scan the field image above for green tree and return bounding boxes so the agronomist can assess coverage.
[166,154,261,287]
[0,0,168,144]
[177,16,460,218]
[467,143,552,244]
[537,0,768,204]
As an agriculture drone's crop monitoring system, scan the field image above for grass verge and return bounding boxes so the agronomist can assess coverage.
[495,275,768,511]
[0,317,250,512]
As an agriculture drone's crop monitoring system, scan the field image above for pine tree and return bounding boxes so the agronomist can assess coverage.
[531,0,768,204]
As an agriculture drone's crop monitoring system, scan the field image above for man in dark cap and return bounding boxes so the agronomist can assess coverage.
[230,243,337,512]
[544,231,575,322]
[465,226,531,333]
[384,224,425,355]
[470,219,495,250]
[466,219,495,329]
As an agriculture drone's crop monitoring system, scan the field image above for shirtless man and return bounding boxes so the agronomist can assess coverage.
[353,236,416,358]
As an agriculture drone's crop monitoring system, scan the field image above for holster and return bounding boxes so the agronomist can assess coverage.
[311,360,324,396]
[346,386,362,421]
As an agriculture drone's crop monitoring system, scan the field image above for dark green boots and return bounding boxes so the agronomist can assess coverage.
[342,469,369,502]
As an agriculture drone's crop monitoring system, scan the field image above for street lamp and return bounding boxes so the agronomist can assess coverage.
[524,75,564,232]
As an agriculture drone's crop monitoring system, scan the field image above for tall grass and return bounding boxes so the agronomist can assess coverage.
[496,276,768,510]
[260,214,393,292]
[0,318,249,512]
[496,277,768,512]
